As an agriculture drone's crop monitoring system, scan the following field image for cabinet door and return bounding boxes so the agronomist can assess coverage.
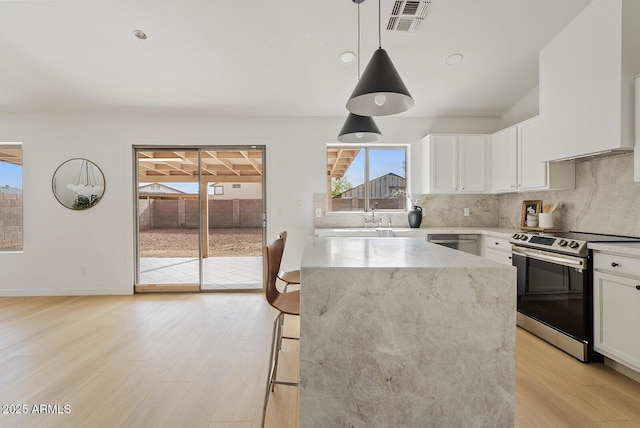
[492,126,518,192]
[593,270,640,371]
[459,135,486,192]
[517,117,548,190]
[429,135,458,193]
[485,248,513,266]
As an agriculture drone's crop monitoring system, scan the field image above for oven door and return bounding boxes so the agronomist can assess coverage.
[512,246,588,341]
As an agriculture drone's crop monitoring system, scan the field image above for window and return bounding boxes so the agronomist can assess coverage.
[213,185,224,195]
[0,144,23,250]
[327,145,407,212]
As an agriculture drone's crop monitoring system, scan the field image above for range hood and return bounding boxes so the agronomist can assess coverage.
[550,148,634,163]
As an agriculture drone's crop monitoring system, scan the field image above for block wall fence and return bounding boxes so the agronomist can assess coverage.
[0,193,23,249]
[138,198,262,229]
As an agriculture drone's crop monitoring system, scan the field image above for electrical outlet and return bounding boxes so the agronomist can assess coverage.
[315,208,322,218]
[296,200,303,210]
[464,208,470,217]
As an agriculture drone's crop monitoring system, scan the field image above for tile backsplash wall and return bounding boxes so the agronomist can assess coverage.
[499,154,640,237]
[315,154,640,236]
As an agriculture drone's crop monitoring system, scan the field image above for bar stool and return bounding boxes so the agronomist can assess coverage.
[261,237,300,428]
[277,231,300,291]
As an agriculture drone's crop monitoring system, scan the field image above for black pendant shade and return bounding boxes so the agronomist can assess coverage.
[346,47,414,116]
[337,113,382,143]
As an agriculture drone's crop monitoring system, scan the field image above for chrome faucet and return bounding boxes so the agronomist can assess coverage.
[364,202,382,228]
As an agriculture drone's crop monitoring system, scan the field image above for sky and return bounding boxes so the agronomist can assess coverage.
[0,162,22,189]
[345,149,405,187]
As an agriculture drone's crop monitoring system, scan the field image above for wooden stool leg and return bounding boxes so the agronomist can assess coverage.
[262,312,284,428]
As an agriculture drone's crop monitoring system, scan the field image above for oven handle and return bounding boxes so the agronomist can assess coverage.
[512,247,586,269]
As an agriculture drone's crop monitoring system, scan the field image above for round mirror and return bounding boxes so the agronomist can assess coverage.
[52,158,106,210]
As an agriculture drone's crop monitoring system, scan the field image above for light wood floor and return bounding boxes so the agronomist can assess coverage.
[0,294,639,427]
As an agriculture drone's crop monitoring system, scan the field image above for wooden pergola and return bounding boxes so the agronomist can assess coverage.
[137,150,263,258]
[326,147,360,211]
[137,150,263,183]
[0,147,22,167]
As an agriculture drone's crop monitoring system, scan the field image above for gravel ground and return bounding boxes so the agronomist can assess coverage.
[139,227,262,257]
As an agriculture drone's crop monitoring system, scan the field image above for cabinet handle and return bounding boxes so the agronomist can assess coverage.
[611,262,619,267]
[495,242,500,245]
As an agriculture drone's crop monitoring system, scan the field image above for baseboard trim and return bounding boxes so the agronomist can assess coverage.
[604,358,640,384]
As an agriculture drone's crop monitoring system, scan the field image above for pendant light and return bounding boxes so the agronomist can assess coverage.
[338,0,382,143]
[346,0,414,116]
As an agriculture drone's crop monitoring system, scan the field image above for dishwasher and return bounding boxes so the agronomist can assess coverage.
[427,234,480,256]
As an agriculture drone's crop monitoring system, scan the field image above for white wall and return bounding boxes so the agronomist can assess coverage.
[498,86,540,129]
[0,114,499,296]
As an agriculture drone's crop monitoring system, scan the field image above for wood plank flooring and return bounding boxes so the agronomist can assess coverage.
[0,294,639,427]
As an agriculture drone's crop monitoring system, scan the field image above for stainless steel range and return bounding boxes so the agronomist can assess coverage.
[509,231,640,362]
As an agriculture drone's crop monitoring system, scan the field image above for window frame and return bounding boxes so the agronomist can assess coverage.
[0,143,24,251]
[327,143,409,213]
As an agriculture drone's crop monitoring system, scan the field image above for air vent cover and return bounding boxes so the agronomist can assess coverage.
[387,1,432,32]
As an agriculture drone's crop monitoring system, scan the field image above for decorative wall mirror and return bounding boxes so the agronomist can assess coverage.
[52,158,105,210]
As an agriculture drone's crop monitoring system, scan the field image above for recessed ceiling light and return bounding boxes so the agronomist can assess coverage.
[339,51,356,65]
[445,53,464,66]
[133,30,147,40]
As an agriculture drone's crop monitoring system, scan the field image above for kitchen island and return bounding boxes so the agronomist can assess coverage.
[299,237,516,427]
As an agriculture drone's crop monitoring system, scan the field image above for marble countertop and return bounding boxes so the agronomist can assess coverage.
[589,241,640,257]
[314,226,518,239]
[299,236,516,426]
[301,236,508,269]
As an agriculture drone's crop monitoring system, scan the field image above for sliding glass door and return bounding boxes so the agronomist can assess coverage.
[134,147,265,292]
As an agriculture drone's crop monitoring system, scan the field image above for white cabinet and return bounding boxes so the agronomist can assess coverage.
[492,118,575,193]
[593,251,640,373]
[517,118,548,190]
[484,236,513,266]
[538,0,639,162]
[492,126,518,192]
[424,134,488,194]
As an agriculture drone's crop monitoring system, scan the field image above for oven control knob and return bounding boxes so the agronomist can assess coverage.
[558,239,568,247]
[569,241,579,249]
[520,235,528,241]
[513,234,520,239]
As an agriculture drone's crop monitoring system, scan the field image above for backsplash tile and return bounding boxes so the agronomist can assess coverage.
[499,154,640,237]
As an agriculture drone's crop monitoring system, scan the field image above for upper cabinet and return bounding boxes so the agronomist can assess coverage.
[538,0,640,162]
[492,117,575,193]
[492,126,518,192]
[421,134,489,194]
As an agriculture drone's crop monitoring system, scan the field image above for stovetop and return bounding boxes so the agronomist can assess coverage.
[509,231,640,256]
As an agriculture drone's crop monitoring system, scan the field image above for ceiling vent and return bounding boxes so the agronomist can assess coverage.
[387,1,432,32]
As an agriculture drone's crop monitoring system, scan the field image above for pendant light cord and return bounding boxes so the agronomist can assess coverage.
[357,1,361,79]
[378,0,382,49]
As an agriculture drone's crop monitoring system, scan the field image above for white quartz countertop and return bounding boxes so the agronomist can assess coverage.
[301,236,508,269]
[589,241,640,257]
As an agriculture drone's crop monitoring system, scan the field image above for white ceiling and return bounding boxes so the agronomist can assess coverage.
[0,0,592,118]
